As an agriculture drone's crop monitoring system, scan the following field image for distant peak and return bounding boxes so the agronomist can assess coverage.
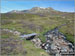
[46,7,54,10]
[32,7,45,9]
[11,10,19,12]
[47,7,53,9]
[8,10,22,13]
[32,7,41,9]
[31,7,54,10]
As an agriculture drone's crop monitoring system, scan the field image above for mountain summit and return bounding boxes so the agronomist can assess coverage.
[30,7,54,10]
[8,7,74,17]
[8,7,55,13]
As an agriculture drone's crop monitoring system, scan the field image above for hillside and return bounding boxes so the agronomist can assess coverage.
[1,7,74,55]
[1,11,74,42]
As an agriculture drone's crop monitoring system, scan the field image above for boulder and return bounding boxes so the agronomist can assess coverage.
[31,38,42,48]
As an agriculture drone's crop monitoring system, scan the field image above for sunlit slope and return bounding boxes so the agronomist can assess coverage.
[1,13,74,43]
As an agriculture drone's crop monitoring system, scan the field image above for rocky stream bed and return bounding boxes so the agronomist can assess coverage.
[1,28,74,56]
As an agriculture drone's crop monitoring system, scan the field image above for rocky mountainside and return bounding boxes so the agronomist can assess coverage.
[8,7,55,13]
[8,7,74,17]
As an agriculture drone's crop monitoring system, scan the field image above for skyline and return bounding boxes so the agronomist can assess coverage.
[1,0,74,13]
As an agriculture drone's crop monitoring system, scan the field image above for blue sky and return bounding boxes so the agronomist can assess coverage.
[1,0,74,13]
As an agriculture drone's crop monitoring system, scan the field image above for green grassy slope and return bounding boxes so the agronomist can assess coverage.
[1,13,74,43]
[1,13,74,55]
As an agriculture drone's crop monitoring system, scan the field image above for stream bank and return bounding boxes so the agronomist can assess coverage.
[1,28,74,56]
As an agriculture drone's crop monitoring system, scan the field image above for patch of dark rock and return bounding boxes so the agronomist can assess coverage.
[26,35,36,40]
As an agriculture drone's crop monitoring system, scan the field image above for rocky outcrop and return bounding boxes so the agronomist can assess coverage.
[31,38,42,48]
[42,27,74,55]
[1,28,74,56]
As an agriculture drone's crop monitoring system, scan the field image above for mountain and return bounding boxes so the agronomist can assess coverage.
[7,7,74,17]
[28,7,55,12]
[8,10,22,13]
[8,7,55,13]
[1,6,74,56]
[1,7,74,43]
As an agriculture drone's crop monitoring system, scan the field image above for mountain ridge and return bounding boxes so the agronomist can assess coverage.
[7,7,74,17]
[8,7,55,13]
[7,7,74,13]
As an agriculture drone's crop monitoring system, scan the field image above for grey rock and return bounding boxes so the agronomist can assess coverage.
[31,38,42,48]
[43,27,74,55]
